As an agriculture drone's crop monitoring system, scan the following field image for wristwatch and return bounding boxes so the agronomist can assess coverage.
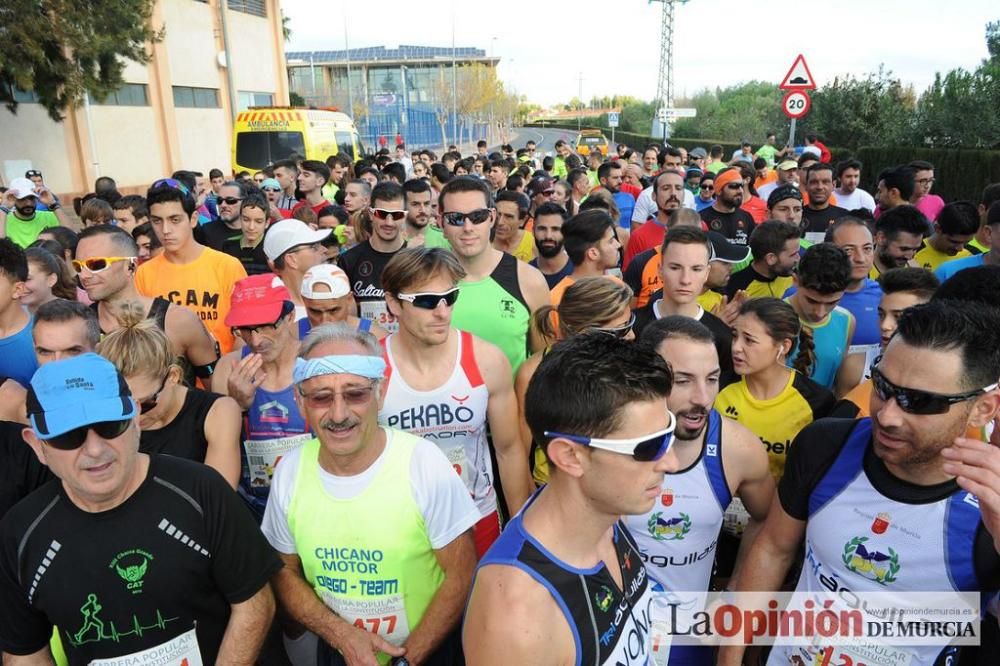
[49,202,61,211]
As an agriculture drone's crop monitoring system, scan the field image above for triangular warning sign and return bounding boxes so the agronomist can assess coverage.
[780,54,816,90]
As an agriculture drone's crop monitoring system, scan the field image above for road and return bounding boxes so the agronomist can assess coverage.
[509,126,589,156]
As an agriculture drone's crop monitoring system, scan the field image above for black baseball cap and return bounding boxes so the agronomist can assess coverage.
[707,231,751,263]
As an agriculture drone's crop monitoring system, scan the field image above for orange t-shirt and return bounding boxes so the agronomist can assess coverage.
[135,246,248,354]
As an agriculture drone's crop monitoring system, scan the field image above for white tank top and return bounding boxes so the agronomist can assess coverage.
[379,330,495,517]
[627,410,731,594]
[769,419,982,666]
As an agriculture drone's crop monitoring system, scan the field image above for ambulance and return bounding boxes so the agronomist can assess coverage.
[231,107,364,174]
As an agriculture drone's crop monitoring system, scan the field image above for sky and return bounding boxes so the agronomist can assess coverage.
[281,0,997,107]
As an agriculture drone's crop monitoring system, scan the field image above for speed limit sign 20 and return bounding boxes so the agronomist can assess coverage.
[782,90,811,119]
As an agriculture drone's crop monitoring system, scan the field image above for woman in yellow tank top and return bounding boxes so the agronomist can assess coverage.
[515,278,635,485]
[716,297,836,481]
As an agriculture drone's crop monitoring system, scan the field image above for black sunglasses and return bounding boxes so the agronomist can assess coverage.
[397,288,460,310]
[442,208,492,227]
[219,197,243,205]
[138,374,169,413]
[870,356,998,415]
[42,419,132,451]
[595,313,635,339]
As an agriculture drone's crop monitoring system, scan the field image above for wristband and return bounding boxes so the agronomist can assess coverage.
[0,206,9,214]
[49,202,61,211]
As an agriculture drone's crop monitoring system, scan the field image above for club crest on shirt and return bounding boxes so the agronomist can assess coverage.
[842,536,900,585]
[647,512,691,541]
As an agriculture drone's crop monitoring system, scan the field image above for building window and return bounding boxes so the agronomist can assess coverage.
[173,86,220,108]
[90,83,149,106]
[4,85,39,103]
[228,0,267,17]
[237,91,275,110]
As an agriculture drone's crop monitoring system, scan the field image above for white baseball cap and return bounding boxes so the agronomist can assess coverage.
[262,219,331,261]
[7,177,38,200]
[301,264,351,299]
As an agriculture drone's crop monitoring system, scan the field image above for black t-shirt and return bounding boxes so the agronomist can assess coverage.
[194,219,242,252]
[0,455,281,662]
[779,418,1000,588]
[699,206,756,245]
[0,420,53,520]
[221,237,270,275]
[634,291,737,387]
[337,241,404,328]
[801,204,850,235]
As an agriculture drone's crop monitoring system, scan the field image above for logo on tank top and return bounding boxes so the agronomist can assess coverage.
[842,535,901,585]
[595,585,614,612]
[359,261,373,277]
[660,488,674,506]
[500,298,516,318]
[647,512,692,541]
[871,512,890,535]
[709,219,722,231]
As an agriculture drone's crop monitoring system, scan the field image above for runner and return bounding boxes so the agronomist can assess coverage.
[784,243,856,391]
[913,200,978,271]
[801,163,849,242]
[221,193,270,275]
[0,177,69,248]
[338,182,408,333]
[550,209,622,304]
[441,177,550,372]
[76,224,220,387]
[298,263,388,340]
[700,168,755,246]
[720,300,1000,666]
[262,324,479,665]
[528,202,573,288]
[718,297,837,480]
[843,267,939,416]
[630,317,774,665]
[870,204,928,278]
[262,218,331,319]
[136,179,248,354]
[833,158,877,213]
[0,239,38,387]
[938,200,1000,281]
[464,333,679,665]
[624,209,705,310]
[0,354,280,663]
[401,178,435,246]
[213,274,310,521]
[379,247,533,554]
[625,168,685,268]
[493,191,536,262]
[516,277,635,486]
[32,299,99,364]
[727,221,801,299]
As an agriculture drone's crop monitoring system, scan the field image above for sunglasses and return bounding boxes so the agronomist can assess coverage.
[41,418,132,451]
[151,178,191,197]
[298,380,377,410]
[371,208,407,221]
[71,256,133,274]
[138,374,169,413]
[219,197,243,205]
[26,170,42,178]
[397,288,460,310]
[871,357,998,415]
[595,313,635,339]
[544,412,676,462]
[442,208,492,227]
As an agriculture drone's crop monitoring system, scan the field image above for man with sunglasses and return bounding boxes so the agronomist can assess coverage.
[379,247,533,555]
[720,300,1000,666]
[136,179,248,354]
[464,333,679,665]
[440,177,550,373]
[77,225,220,388]
[631,316,774,665]
[0,354,281,663]
[263,324,479,665]
[338,182,409,334]
[195,181,245,251]
[213,274,310,521]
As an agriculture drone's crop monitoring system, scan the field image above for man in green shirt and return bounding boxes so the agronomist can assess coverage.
[0,177,69,248]
[754,131,787,168]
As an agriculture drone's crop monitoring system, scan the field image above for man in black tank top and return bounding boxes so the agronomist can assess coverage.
[464,334,680,665]
[76,225,220,387]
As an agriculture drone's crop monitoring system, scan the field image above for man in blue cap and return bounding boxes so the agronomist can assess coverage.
[0,354,281,663]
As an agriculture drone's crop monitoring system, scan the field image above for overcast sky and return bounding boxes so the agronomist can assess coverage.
[282,0,997,107]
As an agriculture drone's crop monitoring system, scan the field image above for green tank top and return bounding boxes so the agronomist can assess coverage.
[287,430,444,663]
[451,252,531,372]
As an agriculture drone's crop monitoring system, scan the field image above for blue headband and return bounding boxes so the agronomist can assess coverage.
[293,355,386,384]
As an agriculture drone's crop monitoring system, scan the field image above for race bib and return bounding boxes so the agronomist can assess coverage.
[319,589,410,645]
[804,231,826,245]
[244,433,311,489]
[89,628,202,665]
[806,643,914,666]
[359,300,398,333]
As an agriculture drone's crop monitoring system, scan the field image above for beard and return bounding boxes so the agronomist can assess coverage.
[674,406,710,441]
[407,214,429,229]
[535,239,564,258]
[15,203,37,217]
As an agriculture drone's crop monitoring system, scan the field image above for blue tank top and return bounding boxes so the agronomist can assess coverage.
[0,314,38,388]
[786,303,853,389]
[837,279,882,349]
[238,347,309,521]
[477,490,658,666]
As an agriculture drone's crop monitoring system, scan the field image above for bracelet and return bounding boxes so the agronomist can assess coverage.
[0,206,9,214]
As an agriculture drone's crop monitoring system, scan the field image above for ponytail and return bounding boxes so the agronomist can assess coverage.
[532,305,560,344]
[793,325,816,376]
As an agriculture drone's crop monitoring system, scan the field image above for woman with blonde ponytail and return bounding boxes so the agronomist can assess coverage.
[99,302,242,487]
[515,277,635,484]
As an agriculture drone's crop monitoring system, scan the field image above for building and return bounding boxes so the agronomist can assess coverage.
[285,45,500,148]
[0,0,288,198]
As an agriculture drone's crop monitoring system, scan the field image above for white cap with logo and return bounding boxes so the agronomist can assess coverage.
[301,264,351,299]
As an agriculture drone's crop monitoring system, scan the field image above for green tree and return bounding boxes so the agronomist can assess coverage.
[671,81,787,142]
[1,0,162,121]
[289,91,306,106]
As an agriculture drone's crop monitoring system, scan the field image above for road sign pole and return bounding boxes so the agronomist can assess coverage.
[788,118,796,151]
[612,127,615,145]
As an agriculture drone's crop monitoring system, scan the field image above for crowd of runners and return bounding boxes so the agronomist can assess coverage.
[0,133,999,666]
